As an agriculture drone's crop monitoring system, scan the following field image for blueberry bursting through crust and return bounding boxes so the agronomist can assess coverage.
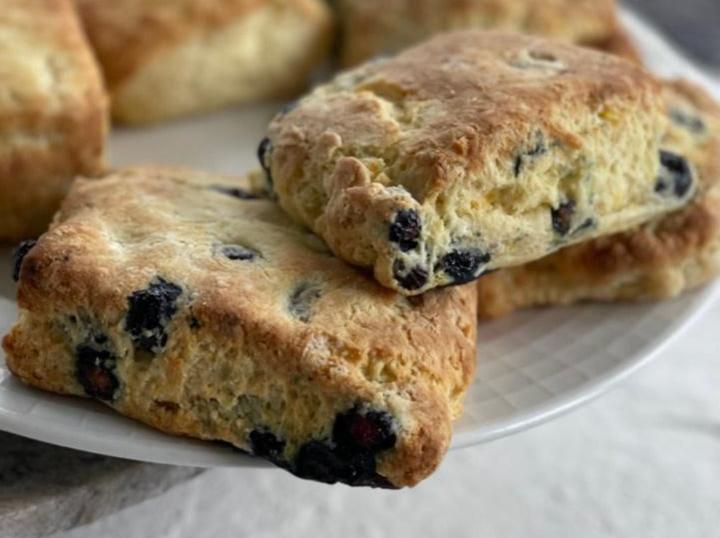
[76,345,119,402]
[124,278,183,355]
[656,150,694,198]
[11,239,37,282]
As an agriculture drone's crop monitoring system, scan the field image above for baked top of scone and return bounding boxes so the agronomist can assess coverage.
[76,0,333,123]
[3,167,477,488]
[336,0,622,67]
[266,30,694,295]
[476,79,720,318]
[0,0,108,241]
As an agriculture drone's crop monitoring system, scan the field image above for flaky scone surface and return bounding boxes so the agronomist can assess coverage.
[267,31,692,295]
[76,0,333,123]
[337,0,628,67]
[0,0,108,241]
[476,80,720,318]
[3,167,477,488]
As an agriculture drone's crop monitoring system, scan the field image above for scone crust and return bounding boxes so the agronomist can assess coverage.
[0,0,108,241]
[338,0,621,67]
[76,0,333,123]
[476,80,720,317]
[3,167,477,488]
[268,31,679,295]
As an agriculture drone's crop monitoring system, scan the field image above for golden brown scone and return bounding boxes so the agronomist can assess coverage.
[3,167,477,488]
[265,31,694,296]
[477,80,720,318]
[76,0,333,124]
[336,0,637,67]
[0,0,108,242]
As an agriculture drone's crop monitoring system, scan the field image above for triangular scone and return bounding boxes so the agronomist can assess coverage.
[335,0,637,67]
[3,167,477,488]
[476,80,720,318]
[265,31,695,295]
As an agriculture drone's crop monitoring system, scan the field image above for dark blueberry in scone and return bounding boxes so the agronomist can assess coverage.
[656,150,694,198]
[11,239,37,282]
[249,430,286,462]
[389,209,422,252]
[669,108,706,134]
[440,249,491,285]
[288,282,322,323]
[257,137,273,184]
[551,201,577,236]
[210,185,261,200]
[393,261,428,291]
[125,277,183,354]
[333,407,397,452]
[217,244,258,261]
[76,345,119,401]
[294,441,377,486]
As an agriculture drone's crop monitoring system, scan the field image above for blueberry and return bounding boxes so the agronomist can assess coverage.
[294,441,376,486]
[389,210,422,252]
[249,430,286,461]
[217,244,258,262]
[551,201,576,236]
[333,407,396,452]
[11,239,37,282]
[440,249,491,284]
[656,150,694,198]
[210,185,261,200]
[257,137,273,184]
[125,278,182,354]
[393,261,429,291]
[76,345,119,401]
[669,108,706,134]
[288,282,322,323]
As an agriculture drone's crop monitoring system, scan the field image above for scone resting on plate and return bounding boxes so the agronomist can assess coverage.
[76,0,333,124]
[336,0,638,67]
[0,0,108,242]
[476,80,720,318]
[3,167,477,488]
[265,31,695,295]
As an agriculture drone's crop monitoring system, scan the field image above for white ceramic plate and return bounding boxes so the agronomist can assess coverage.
[1,11,719,467]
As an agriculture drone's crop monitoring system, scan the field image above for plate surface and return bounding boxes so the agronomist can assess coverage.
[1,11,719,467]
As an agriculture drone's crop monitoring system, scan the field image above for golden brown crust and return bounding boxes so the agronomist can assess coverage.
[337,0,622,67]
[268,31,682,295]
[476,80,720,318]
[3,167,477,488]
[76,0,333,123]
[0,0,108,242]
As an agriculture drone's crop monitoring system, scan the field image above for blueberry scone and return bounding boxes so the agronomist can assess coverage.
[76,0,333,124]
[336,0,637,67]
[0,0,108,242]
[476,80,720,318]
[264,31,695,295]
[3,167,477,488]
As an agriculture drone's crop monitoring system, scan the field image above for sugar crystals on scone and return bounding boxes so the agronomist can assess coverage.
[3,167,477,488]
[0,0,108,242]
[265,31,696,295]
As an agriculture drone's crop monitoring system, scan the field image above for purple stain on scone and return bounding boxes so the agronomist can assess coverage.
[124,277,182,354]
[333,407,397,452]
[76,345,119,401]
[288,282,322,323]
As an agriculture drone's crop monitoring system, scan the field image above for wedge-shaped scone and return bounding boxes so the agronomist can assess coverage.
[476,80,720,318]
[3,167,477,488]
[337,0,638,67]
[265,31,695,295]
[0,0,108,242]
[76,0,333,124]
